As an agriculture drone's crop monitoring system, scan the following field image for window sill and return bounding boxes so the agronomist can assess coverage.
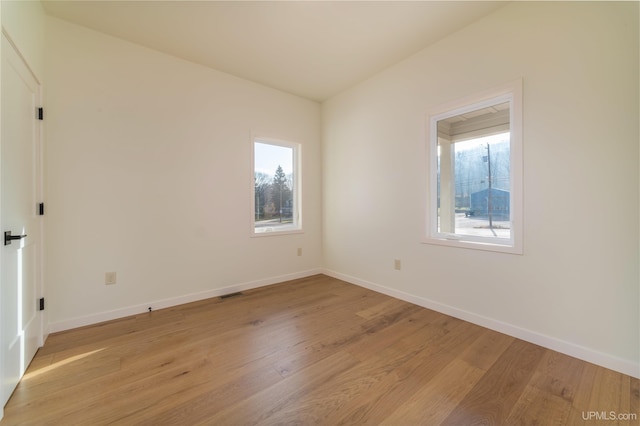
[422,236,522,255]
[252,228,304,237]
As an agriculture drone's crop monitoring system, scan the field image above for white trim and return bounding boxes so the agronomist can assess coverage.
[323,269,640,379]
[251,228,304,237]
[251,135,303,237]
[0,28,41,85]
[423,79,523,255]
[49,268,323,333]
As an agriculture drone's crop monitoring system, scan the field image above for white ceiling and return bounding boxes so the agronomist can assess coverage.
[42,1,506,102]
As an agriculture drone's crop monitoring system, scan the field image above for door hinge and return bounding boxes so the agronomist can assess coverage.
[38,202,45,216]
[39,298,45,311]
[38,107,44,121]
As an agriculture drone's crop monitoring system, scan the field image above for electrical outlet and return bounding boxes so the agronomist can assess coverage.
[105,272,117,285]
[394,259,401,271]
[297,248,303,256]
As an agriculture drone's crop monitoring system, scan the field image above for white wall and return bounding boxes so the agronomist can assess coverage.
[45,17,322,331]
[323,2,639,376]
[1,0,45,79]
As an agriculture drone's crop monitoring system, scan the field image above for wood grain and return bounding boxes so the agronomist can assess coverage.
[2,274,638,425]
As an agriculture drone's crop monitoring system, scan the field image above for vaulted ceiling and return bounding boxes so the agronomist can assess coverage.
[42,1,506,102]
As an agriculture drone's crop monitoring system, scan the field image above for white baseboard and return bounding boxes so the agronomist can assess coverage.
[49,268,323,333]
[323,269,640,379]
[47,267,639,378]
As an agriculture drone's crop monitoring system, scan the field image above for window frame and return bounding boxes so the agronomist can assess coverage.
[251,136,302,237]
[423,79,523,254]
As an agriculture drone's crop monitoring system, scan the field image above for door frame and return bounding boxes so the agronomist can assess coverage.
[0,29,45,417]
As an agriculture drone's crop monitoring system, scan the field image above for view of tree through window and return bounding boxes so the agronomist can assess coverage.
[253,140,299,234]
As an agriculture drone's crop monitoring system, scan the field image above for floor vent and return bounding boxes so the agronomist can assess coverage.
[220,292,243,299]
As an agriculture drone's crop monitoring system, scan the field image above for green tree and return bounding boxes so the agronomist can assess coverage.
[271,165,287,222]
[271,166,292,222]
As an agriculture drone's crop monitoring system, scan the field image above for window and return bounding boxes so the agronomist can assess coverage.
[424,80,523,253]
[252,138,301,235]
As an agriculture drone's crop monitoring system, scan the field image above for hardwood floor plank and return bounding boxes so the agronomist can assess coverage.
[504,350,587,425]
[631,378,640,422]
[198,350,359,425]
[505,384,572,425]
[132,364,283,425]
[330,318,484,424]
[566,362,600,424]
[355,297,409,320]
[2,274,636,426]
[459,328,515,371]
[582,367,638,426]
[105,359,284,426]
[530,350,586,403]
[441,339,546,425]
[381,358,485,425]
[262,342,408,424]
[346,307,444,362]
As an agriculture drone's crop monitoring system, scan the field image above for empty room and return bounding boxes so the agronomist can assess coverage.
[1,0,638,424]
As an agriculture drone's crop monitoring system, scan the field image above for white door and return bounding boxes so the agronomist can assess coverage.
[1,34,43,409]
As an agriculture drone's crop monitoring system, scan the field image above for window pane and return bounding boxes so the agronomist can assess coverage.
[425,80,522,253]
[438,133,511,239]
[254,141,298,234]
[434,99,512,242]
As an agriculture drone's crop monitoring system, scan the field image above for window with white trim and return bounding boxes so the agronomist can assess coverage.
[252,138,301,235]
[424,80,523,254]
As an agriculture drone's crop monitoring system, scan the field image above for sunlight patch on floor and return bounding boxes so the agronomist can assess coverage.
[22,348,106,381]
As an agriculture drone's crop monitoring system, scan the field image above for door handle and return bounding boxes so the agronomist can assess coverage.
[4,231,27,246]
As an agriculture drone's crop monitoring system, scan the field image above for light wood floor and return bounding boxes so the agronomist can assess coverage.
[2,274,638,425]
